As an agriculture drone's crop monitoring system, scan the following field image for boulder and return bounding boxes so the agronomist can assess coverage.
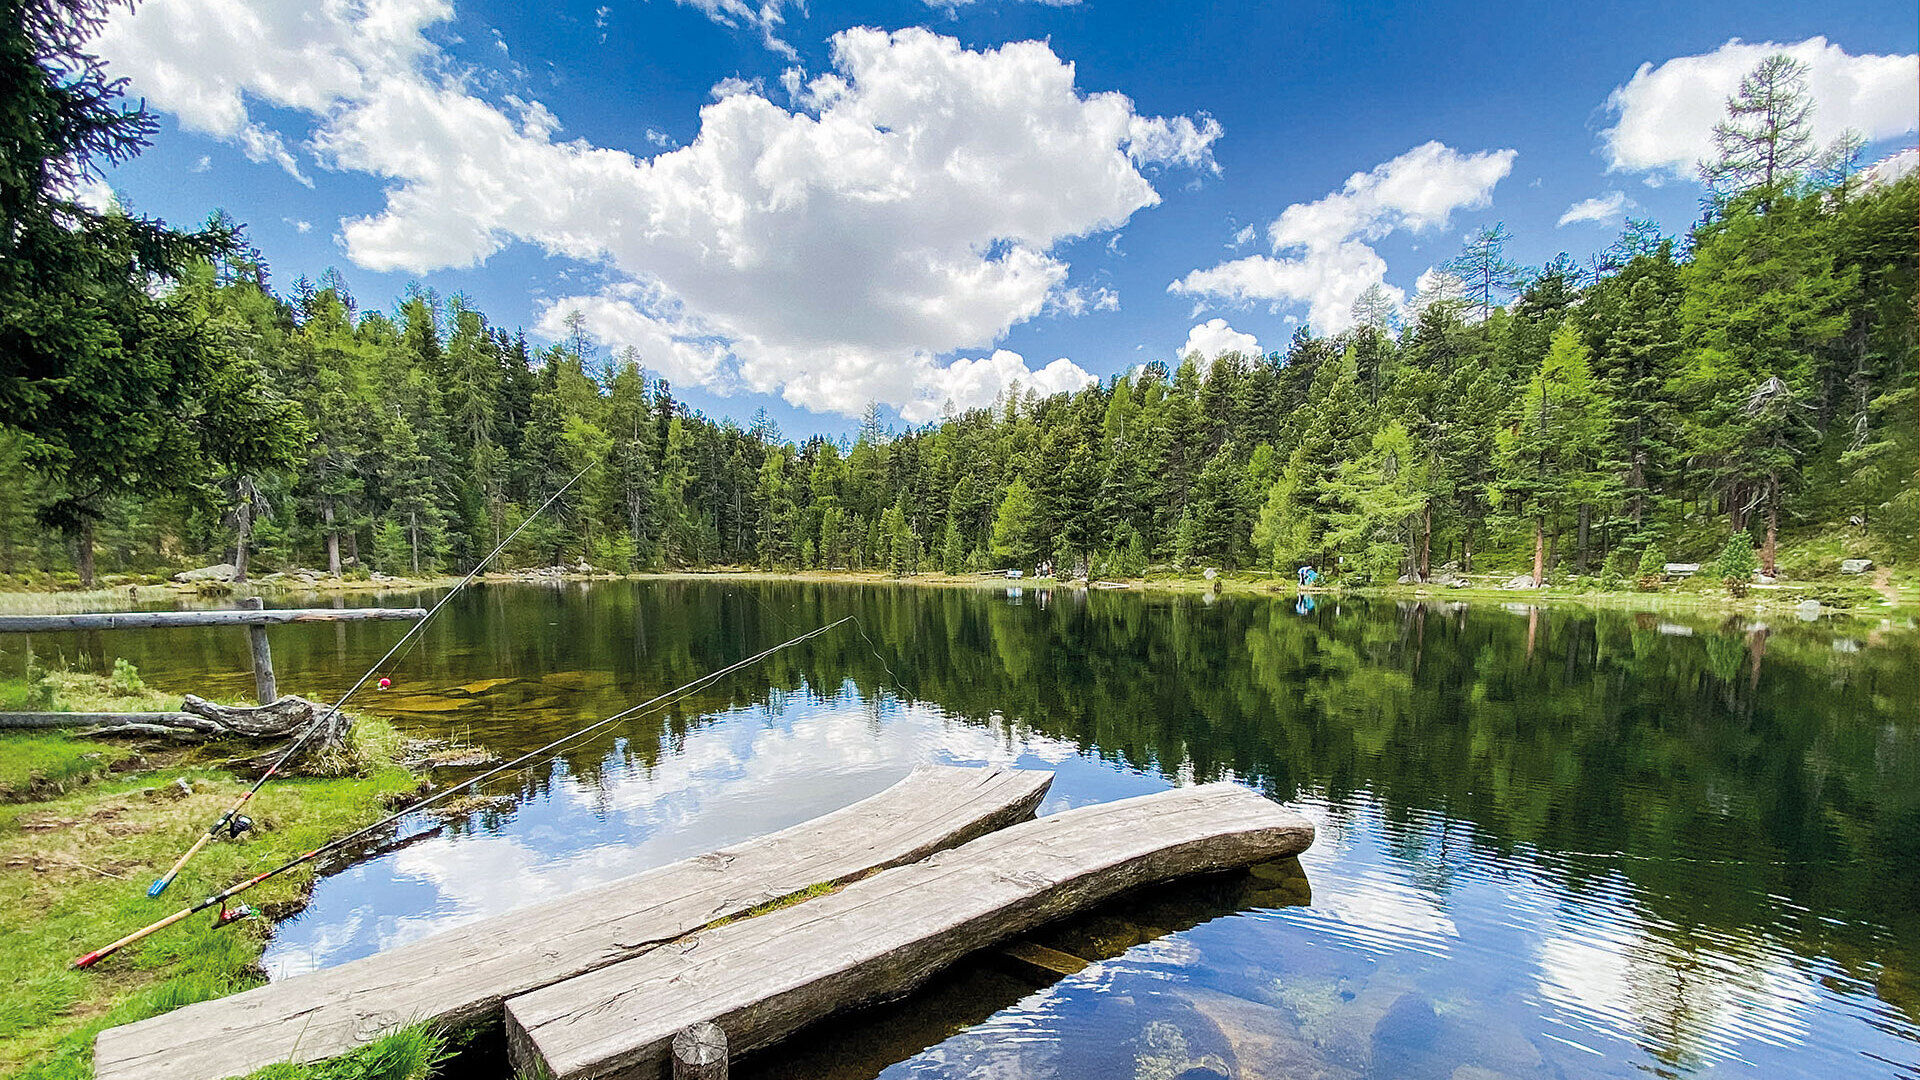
[1840,558,1874,575]
[1501,574,1537,590]
[172,563,238,583]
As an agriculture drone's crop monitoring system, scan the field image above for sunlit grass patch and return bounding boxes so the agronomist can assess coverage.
[238,1025,450,1080]
[0,714,419,1078]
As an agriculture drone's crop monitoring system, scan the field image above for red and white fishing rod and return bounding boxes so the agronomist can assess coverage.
[145,463,598,899]
[77,616,855,968]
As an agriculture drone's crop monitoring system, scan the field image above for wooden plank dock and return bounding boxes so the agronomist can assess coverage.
[93,765,1052,1080]
[505,783,1314,1080]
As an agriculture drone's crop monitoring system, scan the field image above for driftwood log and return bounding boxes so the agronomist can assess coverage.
[92,766,1054,1080]
[2,696,352,770]
[504,783,1315,1080]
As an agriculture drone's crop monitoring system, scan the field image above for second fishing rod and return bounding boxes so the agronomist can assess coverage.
[146,462,598,899]
[75,616,856,969]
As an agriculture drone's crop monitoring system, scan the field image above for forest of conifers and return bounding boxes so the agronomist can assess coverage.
[2,41,1915,589]
[2,169,1914,588]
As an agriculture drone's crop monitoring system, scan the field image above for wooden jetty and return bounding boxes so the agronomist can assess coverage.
[91,765,1052,1080]
[505,783,1313,1080]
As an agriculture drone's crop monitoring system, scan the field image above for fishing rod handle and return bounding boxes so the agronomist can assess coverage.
[72,905,197,969]
[149,830,216,897]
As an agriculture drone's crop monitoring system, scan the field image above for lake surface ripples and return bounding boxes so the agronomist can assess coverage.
[12,581,1914,1079]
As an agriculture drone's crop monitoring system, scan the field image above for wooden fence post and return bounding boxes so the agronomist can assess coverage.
[671,1022,727,1080]
[243,598,277,703]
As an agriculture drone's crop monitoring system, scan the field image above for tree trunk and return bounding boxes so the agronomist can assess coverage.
[233,495,253,584]
[409,510,421,575]
[1418,501,1432,582]
[347,529,360,568]
[1462,523,1474,574]
[1575,503,1590,574]
[323,501,342,576]
[77,518,96,588]
[1762,468,1780,577]
[1531,518,1545,587]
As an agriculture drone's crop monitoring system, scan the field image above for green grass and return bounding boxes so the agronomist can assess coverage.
[0,716,418,1079]
[0,670,184,716]
[0,733,133,800]
[238,1026,449,1080]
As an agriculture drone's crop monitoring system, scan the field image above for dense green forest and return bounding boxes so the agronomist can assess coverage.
[1,47,1914,588]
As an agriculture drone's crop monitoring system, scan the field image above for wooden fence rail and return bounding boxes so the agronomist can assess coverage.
[0,604,426,703]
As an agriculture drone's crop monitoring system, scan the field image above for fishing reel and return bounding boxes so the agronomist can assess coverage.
[224,814,254,840]
[212,901,255,928]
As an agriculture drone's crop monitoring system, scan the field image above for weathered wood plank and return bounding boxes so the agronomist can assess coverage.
[0,607,426,632]
[93,765,1052,1080]
[505,783,1313,1080]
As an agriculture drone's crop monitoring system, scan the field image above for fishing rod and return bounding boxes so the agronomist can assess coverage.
[146,462,598,899]
[76,616,855,969]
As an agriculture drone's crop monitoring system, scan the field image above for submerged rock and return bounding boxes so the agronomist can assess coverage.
[1369,992,1443,1079]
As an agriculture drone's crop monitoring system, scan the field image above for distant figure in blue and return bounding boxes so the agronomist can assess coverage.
[1296,565,1320,587]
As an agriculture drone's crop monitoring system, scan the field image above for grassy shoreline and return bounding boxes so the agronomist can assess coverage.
[0,673,429,1080]
[0,563,1910,621]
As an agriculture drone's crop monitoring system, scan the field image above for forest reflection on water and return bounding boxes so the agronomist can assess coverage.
[10,580,1916,1078]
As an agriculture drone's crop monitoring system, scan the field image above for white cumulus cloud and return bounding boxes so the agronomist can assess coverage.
[1557,191,1632,227]
[900,349,1095,423]
[1180,318,1260,360]
[1170,141,1513,334]
[96,10,1216,418]
[1603,37,1918,180]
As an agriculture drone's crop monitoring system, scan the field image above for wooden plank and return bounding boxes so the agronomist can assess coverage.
[0,608,427,632]
[505,783,1314,1080]
[93,765,1052,1080]
[999,940,1090,977]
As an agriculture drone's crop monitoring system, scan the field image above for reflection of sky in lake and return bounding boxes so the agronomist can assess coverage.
[264,687,1118,977]
[266,681,1917,1079]
[31,581,1901,1079]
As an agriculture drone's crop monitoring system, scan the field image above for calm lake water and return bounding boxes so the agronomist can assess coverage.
[10,581,1918,1079]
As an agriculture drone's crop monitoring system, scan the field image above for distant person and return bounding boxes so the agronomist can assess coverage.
[1296,565,1319,587]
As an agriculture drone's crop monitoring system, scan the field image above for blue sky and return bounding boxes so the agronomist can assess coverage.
[90,0,1917,439]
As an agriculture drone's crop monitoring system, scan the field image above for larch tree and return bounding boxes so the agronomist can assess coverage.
[1698,53,1816,208]
[1445,223,1526,322]
[1495,323,1614,585]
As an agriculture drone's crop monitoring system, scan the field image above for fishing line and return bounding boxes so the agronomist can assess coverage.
[73,616,855,969]
[145,462,598,899]
[733,584,915,705]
